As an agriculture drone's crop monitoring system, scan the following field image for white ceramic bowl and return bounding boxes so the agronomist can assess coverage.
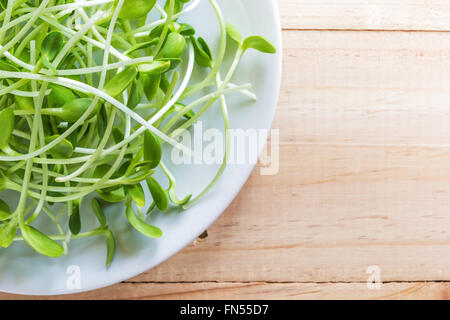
[0,0,282,295]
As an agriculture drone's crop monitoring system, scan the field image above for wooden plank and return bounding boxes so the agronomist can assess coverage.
[1,282,449,300]
[279,0,450,31]
[5,1,450,300]
[122,30,450,284]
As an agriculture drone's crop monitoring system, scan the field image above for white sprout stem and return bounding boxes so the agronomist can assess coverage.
[75,3,124,57]
[12,0,114,15]
[148,42,195,125]
[27,40,49,223]
[155,4,168,18]
[227,83,257,101]
[1,49,34,70]
[47,0,114,13]
[184,72,231,208]
[1,87,52,97]
[0,12,33,40]
[14,40,48,225]
[56,56,154,76]
[162,83,252,134]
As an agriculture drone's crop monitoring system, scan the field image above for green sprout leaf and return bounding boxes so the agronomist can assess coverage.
[142,74,161,101]
[96,104,108,137]
[126,204,162,238]
[45,135,74,158]
[226,22,242,44]
[0,220,16,248]
[0,107,14,149]
[126,183,146,207]
[127,81,141,111]
[104,66,137,98]
[137,60,171,75]
[149,24,165,40]
[41,31,65,72]
[179,23,195,37]
[21,225,64,258]
[41,31,65,62]
[242,36,277,54]
[104,228,116,267]
[118,0,157,20]
[192,36,213,67]
[92,198,107,226]
[0,199,11,221]
[49,84,77,106]
[161,32,186,59]
[146,177,169,212]
[97,187,126,203]
[112,127,124,144]
[14,95,34,111]
[0,59,19,72]
[45,98,100,123]
[143,130,162,169]
[69,200,81,235]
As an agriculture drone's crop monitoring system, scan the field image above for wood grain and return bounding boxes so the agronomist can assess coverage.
[3,0,450,300]
[280,0,450,31]
[127,30,450,284]
[1,282,449,300]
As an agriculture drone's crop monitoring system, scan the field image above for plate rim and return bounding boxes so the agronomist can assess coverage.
[0,0,283,296]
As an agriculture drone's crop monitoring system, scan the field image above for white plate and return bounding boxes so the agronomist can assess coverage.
[0,0,282,295]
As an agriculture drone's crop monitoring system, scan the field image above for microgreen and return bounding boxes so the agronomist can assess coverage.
[21,224,64,258]
[137,60,171,74]
[43,98,100,123]
[92,198,107,226]
[49,84,77,106]
[161,32,186,59]
[45,135,74,158]
[0,107,14,149]
[126,183,146,208]
[117,0,157,20]
[225,22,242,45]
[192,36,213,67]
[143,130,162,169]
[41,31,65,73]
[0,220,16,248]
[146,177,169,212]
[69,199,82,235]
[103,66,137,97]
[0,0,275,266]
[0,199,11,221]
[242,36,277,54]
[126,200,162,238]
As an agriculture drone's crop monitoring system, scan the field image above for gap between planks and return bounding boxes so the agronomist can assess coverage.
[283,28,450,33]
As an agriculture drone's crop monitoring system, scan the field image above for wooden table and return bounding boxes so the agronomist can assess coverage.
[3,0,450,300]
